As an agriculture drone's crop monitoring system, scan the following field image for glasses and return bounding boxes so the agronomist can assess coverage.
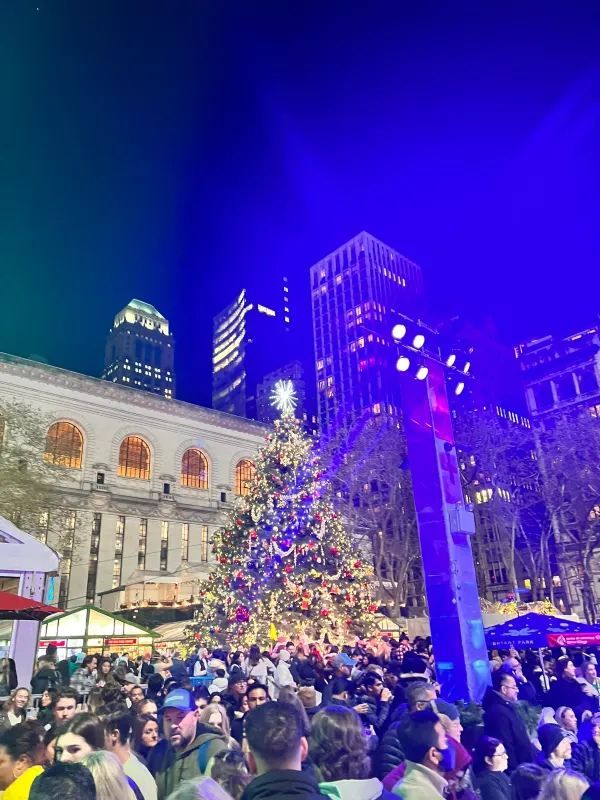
[493,749,508,758]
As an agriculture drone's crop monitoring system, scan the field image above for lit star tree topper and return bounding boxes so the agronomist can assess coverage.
[270,379,298,416]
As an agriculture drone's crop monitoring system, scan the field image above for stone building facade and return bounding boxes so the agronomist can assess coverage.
[0,353,265,613]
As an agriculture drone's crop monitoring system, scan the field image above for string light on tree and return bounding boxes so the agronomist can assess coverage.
[188,381,377,647]
[270,379,298,416]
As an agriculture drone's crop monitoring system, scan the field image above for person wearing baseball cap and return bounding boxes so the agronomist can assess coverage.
[154,688,229,800]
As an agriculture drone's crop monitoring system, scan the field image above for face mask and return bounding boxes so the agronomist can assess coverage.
[436,745,455,772]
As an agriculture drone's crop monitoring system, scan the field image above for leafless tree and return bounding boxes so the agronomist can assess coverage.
[321,413,421,618]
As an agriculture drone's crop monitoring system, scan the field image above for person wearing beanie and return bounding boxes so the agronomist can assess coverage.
[536,723,572,770]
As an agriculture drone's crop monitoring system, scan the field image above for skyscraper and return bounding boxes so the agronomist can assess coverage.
[103,299,176,398]
[212,282,291,418]
[310,231,424,435]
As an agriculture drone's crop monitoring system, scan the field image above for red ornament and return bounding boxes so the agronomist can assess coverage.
[368,603,379,613]
[330,547,339,556]
[320,608,330,617]
[284,564,293,573]
[354,561,362,569]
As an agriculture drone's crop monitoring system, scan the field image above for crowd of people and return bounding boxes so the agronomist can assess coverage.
[2,635,600,800]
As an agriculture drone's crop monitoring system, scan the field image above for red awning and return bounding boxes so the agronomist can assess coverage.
[0,591,62,621]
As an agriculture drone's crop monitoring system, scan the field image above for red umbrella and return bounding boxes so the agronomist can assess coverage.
[0,591,62,621]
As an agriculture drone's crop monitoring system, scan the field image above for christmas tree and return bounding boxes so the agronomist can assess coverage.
[193,384,377,646]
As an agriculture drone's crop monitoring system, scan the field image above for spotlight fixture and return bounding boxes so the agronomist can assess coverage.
[415,365,429,381]
[455,381,465,396]
[412,333,426,349]
[446,353,457,367]
[463,361,471,374]
[396,356,411,372]
[391,323,407,341]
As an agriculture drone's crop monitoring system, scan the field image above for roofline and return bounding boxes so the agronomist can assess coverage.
[41,602,158,638]
[309,230,421,272]
[0,352,267,437]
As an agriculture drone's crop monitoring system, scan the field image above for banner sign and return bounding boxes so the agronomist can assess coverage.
[104,637,138,647]
[547,632,600,647]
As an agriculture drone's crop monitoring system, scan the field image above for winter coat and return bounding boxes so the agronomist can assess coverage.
[31,665,61,694]
[70,667,96,697]
[571,739,600,782]
[547,678,596,716]
[373,720,405,779]
[243,658,269,684]
[354,695,391,734]
[391,761,448,800]
[274,661,296,696]
[154,723,229,800]
[241,769,327,800]
[475,771,512,800]
[319,777,396,800]
[482,687,534,774]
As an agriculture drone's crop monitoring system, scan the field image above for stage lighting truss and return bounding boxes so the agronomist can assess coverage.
[391,315,474,390]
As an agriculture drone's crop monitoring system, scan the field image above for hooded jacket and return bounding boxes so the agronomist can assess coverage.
[241,769,326,800]
[373,718,406,779]
[482,687,534,773]
[319,778,395,800]
[154,723,229,800]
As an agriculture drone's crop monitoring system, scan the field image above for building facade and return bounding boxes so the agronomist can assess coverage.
[515,323,600,619]
[310,231,424,436]
[255,360,318,436]
[103,299,176,399]
[0,353,264,613]
[212,284,292,419]
[516,323,600,422]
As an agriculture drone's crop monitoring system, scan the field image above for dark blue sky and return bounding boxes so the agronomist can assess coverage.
[1,0,599,405]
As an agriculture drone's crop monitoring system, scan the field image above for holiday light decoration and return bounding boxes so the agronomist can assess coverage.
[190,407,377,646]
[270,379,298,415]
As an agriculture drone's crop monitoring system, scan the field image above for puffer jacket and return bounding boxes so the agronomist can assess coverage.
[373,719,405,779]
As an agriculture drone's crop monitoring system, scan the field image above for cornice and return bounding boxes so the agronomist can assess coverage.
[0,352,267,440]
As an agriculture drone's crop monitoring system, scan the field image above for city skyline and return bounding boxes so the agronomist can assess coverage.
[2,2,600,408]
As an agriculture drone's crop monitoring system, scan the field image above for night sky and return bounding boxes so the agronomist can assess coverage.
[2,1,599,406]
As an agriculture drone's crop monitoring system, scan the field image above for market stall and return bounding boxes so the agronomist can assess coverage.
[38,604,157,661]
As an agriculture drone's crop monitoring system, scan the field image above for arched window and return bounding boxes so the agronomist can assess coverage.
[44,421,83,468]
[235,459,256,496]
[181,448,209,489]
[118,436,151,480]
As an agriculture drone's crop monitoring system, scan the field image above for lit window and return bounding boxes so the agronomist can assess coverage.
[44,421,83,468]
[118,436,151,479]
[235,459,256,496]
[373,403,381,414]
[358,337,365,348]
[181,448,209,489]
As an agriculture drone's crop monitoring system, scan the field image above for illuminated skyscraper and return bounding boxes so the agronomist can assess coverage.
[212,282,291,418]
[103,299,175,398]
[310,231,424,435]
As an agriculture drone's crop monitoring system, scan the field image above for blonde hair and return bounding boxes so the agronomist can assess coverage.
[82,750,130,800]
[538,768,588,800]
[166,777,234,800]
[198,704,230,737]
